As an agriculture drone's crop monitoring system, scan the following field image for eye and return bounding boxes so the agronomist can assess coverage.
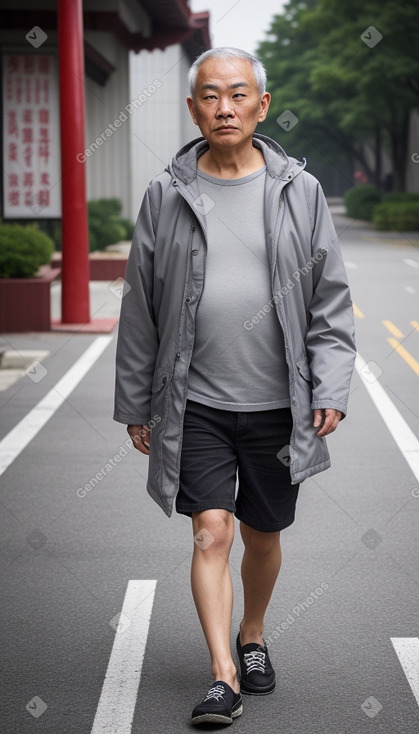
[204,94,217,100]
[233,93,246,98]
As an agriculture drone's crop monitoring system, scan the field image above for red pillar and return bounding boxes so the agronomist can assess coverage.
[57,0,90,324]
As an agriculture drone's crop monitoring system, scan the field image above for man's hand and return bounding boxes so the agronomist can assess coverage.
[313,409,342,438]
[127,424,150,455]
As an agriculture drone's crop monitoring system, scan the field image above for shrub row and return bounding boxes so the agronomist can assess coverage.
[373,201,419,231]
[0,224,54,278]
[0,198,136,277]
[344,185,383,221]
[344,185,419,230]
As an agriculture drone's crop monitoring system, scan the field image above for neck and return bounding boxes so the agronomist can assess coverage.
[198,138,265,179]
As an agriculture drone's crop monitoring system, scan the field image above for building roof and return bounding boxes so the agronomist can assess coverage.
[0,1,211,62]
[134,1,211,60]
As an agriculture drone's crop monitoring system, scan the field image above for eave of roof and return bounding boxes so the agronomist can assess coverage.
[0,1,211,60]
[130,0,211,59]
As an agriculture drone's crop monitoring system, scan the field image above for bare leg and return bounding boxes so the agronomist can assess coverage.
[191,509,240,692]
[239,523,282,646]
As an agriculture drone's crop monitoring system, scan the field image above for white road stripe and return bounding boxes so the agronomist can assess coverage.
[391,638,419,706]
[355,353,419,483]
[0,335,113,477]
[91,580,157,734]
[403,258,419,268]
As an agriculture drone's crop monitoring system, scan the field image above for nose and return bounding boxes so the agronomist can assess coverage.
[216,98,234,118]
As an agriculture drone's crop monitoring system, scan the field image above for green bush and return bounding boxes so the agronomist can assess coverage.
[373,202,419,231]
[89,198,122,219]
[3,218,62,250]
[0,223,54,278]
[119,217,135,241]
[344,185,383,221]
[382,192,419,204]
[87,198,134,251]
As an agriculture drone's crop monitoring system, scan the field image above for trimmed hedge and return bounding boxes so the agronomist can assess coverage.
[373,201,419,231]
[88,198,134,251]
[344,184,383,221]
[382,192,419,204]
[0,223,54,278]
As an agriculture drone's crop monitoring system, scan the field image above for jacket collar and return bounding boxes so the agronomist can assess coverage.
[168,133,306,184]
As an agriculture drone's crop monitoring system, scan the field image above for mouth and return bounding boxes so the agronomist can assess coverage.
[215,125,238,131]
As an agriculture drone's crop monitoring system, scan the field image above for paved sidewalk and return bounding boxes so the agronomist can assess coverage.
[50,279,123,322]
[330,206,419,244]
[0,281,122,391]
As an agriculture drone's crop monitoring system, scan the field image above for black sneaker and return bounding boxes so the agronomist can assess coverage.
[191,680,243,725]
[236,634,276,695]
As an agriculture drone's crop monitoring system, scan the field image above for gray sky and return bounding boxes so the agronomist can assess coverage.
[190,0,286,55]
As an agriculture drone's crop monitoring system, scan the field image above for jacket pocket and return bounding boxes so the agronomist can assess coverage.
[295,355,312,384]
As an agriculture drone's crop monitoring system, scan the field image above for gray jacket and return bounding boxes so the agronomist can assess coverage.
[114,134,356,517]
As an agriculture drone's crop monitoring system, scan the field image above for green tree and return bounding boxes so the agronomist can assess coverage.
[257,0,360,190]
[257,0,419,191]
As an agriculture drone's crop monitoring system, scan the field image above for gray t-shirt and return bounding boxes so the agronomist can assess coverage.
[187,166,290,411]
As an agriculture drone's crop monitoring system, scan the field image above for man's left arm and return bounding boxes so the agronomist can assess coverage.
[305,181,357,437]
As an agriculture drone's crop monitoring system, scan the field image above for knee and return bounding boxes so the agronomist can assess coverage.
[192,509,234,554]
[241,524,280,556]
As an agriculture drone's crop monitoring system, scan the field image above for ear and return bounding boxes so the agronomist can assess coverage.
[187,96,199,126]
[258,92,271,123]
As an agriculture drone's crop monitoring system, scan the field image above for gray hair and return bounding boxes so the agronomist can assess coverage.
[187,47,267,97]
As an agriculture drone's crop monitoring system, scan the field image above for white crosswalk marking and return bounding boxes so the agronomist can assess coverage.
[391,638,419,707]
[91,580,157,734]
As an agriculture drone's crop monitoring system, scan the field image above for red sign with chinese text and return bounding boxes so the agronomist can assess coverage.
[3,54,61,217]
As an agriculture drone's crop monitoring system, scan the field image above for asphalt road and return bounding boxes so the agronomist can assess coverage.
[1,213,419,734]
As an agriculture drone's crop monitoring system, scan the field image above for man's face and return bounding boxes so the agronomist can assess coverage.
[187,57,270,148]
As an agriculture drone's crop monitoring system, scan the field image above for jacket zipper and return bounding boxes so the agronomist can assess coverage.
[271,193,283,278]
[270,188,299,465]
[171,182,210,476]
[174,222,195,368]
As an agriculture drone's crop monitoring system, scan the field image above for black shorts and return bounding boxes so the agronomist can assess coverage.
[176,400,300,533]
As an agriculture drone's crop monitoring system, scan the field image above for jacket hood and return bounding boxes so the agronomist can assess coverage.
[167,133,306,185]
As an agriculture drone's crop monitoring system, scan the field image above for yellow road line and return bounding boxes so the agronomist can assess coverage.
[383,320,404,338]
[411,321,419,332]
[353,303,364,319]
[387,338,419,377]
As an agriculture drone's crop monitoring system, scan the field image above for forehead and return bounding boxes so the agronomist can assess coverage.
[195,57,257,88]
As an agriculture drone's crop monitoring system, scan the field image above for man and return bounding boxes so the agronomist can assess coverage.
[114,47,356,726]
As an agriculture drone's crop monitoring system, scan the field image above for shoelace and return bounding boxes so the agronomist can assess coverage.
[204,684,226,702]
[243,650,266,674]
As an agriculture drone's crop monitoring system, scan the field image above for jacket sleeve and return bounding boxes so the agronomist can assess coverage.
[113,184,159,425]
[305,181,357,417]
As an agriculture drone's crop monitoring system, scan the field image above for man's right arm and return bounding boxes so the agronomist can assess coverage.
[113,185,159,427]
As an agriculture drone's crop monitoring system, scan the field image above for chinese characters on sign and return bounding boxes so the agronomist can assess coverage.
[3,54,61,218]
